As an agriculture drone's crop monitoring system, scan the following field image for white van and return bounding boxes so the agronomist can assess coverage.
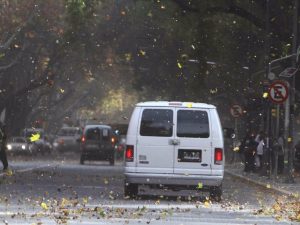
[124,101,224,200]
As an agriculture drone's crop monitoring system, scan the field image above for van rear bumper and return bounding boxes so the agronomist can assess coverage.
[124,173,223,187]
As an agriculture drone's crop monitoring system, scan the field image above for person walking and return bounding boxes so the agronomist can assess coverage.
[255,133,265,171]
[0,122,8,171]
[240,132,256,172]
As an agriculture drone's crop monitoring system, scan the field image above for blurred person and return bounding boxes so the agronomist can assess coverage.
[240,132,256,172]
[273,133,285,174]
[255,133,265,171]
[0,122,8,171]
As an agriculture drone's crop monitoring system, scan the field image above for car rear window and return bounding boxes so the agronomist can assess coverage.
[85,127,111,141]
[86,128,101,140]
[140,109,173,137]
[57,128,80,136]
[177,110,209,138]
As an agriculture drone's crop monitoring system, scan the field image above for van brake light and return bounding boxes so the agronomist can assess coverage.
[214,148,223,165]
[125,145,134,162]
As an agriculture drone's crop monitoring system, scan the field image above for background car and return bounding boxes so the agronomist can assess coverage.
[30,136,52,155]
[80,124,115,165]
[23,128,51,154]
[6,137,32,155]
[53,127,82,153]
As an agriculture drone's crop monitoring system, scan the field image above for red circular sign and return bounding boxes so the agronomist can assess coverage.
[230,104,243,118]
[268,80,289,104]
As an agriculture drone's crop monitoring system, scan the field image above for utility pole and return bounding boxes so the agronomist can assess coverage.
[264,0,271,176]
[287,0,299,183]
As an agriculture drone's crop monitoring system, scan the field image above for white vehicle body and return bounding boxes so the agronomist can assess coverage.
[124,101,224,198]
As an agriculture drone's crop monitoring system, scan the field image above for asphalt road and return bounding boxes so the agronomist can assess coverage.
[0,153,296,225]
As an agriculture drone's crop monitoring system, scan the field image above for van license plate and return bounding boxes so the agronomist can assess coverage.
[178,149,201,162]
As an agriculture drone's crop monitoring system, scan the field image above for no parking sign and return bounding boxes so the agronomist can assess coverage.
[268,80,289,104]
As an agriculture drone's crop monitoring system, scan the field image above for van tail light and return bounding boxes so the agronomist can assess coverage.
[214,148,223,165]
[125,145,134,162]
[81,136,86,143]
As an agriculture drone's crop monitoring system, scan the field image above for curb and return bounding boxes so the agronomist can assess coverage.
[0,164,58,178]
[225,170,293,196]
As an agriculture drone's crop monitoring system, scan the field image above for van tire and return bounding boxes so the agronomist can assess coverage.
[80,156,85,165]
[209,185,222,202]
[124,183,138,198]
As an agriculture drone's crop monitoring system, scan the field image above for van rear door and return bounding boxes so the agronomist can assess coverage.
[173,108,212,175]
[136,108,175,174]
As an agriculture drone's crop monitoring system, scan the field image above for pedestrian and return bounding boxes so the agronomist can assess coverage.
[0,122,8,171]
[273,133,285,174]
[255,133,265,171]
[240,131,256,172]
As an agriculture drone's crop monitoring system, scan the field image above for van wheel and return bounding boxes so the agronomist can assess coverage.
[80,156,85,165]
[124,183,138,198]
[209,185,222,202]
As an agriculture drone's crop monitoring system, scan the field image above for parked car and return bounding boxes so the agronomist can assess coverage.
[53,127,82,152]
[124,101,224,200]
[79,124,115,165]
[6,137,32,155]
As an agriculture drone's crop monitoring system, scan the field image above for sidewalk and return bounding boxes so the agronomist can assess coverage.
[225,162,300,196]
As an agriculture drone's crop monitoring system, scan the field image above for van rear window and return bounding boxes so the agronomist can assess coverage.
[140,109,173,137]
[177,110,209,138]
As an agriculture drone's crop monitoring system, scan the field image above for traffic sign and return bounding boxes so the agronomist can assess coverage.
[268,80,289,104]
[230,104,243,118]
[279,67,298,78]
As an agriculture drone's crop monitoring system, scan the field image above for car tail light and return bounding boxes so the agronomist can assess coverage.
[214,148,223,165]
[125,145,134,162]
[81,136,86,143]
[111,137,115,143]
[58,139,64,145]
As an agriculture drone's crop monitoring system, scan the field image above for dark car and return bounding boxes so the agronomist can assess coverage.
[80,124,115,165]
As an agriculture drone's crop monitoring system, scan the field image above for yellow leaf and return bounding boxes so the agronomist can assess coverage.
[60,88,65,93]
[197,182,203,189]
[204,201,210,208]
[186,103,193,108]
[140,50,146,56]
[30,133,40,142]
[41,202,48,210]
[266,184,271,189]
[177,62,182,69]
[5,169,13,176]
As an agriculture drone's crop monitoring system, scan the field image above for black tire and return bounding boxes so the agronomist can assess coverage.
[209,185,222,202]
[80,155,85,165]
[124,182,138,198]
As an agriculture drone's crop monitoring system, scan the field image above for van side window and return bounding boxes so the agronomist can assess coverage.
[177,110,209,138]
[140,109,173,137]
[86,128,101,140]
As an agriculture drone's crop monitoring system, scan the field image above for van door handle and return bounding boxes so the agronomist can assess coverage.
[169,139,180,145]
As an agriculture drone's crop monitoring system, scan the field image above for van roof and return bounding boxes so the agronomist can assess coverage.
[136,101,216,109]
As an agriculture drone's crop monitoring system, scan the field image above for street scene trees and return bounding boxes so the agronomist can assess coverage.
[0,0,300,224]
